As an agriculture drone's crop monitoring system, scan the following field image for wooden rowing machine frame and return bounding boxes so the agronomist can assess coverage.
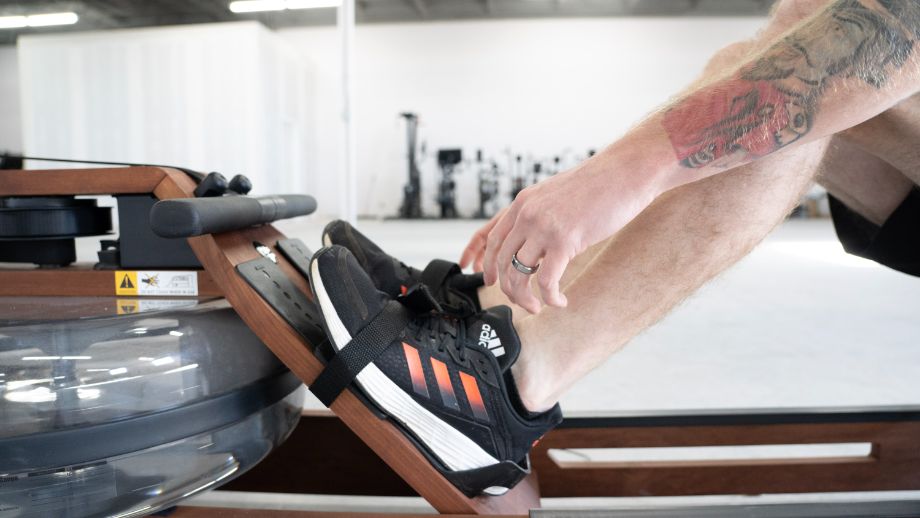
[1,166,538,514]
[3,166,920,516]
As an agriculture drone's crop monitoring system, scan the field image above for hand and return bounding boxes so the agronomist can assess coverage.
[460,207,508,273]
[480,157,660,314]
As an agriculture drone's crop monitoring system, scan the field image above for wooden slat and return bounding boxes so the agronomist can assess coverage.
[531,422,920,497]
[548,455,877,469]
[154,168,198,200]
[228,414,920,499]
[0,167,167,195]
[0,167,216,297]
[171,508,522,518]
[0,265,222,297]
[0,295,222,320]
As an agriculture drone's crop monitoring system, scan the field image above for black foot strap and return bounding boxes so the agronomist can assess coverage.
[310,300,410,407]
[397,284,442,313]
[420,259,460,292]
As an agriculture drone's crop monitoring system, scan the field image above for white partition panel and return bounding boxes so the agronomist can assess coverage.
[18,22,313,197]
[0,46,21,153]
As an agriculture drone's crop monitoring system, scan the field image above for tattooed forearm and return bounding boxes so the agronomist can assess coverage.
[663,0,918,169]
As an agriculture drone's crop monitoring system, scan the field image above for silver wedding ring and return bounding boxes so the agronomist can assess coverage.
[511,253,539,275]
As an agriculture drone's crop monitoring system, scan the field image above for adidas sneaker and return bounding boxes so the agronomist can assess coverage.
[322,220,483,315]
[308,245,562,496]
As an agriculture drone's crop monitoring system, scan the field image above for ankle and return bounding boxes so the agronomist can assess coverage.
[511,364,558,413]
[510,318,561,413]
[477,284,507,311]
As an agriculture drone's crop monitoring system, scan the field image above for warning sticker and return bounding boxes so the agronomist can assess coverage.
[115,271,199,297]
[116,271,138,295]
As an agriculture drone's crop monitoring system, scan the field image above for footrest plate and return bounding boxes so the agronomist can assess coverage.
[236,256,326,348]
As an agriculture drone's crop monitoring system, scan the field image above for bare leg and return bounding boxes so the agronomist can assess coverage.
[479,137,912,319]
[818,136,914,225]
[477,239,608,320]
[477,8,810,320]
[511,139,832,411]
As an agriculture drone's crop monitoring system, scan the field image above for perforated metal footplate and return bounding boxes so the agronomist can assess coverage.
[236,256,326,348]
[276,238,313,283]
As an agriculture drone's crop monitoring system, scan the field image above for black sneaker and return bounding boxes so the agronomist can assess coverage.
[322,220,483,315]
[308,245,562,497]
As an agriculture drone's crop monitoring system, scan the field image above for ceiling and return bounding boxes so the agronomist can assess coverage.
[0,0,775,44]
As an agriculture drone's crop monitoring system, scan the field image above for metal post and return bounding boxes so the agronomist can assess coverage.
[338,0,357,223]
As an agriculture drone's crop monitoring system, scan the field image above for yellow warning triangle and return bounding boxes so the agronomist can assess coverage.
[120,274,135,289]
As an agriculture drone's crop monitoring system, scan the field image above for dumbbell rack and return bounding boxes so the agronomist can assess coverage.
[0,165,539,515]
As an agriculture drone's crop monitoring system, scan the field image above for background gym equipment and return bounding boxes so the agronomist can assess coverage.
[475,149,500,219]
[399,112,423,219]
[511,154,526,201]
[436,148,462,218]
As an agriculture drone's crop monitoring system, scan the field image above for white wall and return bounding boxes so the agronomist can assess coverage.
[18,22,312,197]
[7,18,769,217]
[280,17,767,218]
[0,45,21,153]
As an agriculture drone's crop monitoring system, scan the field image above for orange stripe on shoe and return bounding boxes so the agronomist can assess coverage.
[430,358,460,410]
[402,342,429,398]
[459,371,489,422]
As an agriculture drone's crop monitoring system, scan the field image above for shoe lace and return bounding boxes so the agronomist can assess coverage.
[408,312,469,363]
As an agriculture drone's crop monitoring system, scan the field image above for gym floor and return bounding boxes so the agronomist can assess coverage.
[76,217,920,512]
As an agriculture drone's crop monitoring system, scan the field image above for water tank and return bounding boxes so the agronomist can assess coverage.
[0,296,305,518]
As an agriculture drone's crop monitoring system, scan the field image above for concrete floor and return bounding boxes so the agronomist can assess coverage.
[273,217,920,414]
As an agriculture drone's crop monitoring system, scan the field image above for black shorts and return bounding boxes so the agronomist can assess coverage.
[828,188,920,277]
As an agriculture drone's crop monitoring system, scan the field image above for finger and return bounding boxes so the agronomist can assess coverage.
[495,226,531,305]
[505,240,544,314]
[482,206,519,285]
[461,212,504,268]
[459,232,485,269]
[473,247,486,272]
[535,250,569,308]
[496,227,527,301]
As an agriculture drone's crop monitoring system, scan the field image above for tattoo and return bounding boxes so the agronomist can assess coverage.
[663,0,918,169]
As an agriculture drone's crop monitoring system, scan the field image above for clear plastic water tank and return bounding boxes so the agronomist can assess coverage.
[0,296,305,518]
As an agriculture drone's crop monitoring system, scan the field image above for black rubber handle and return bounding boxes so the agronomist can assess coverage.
[149,195,317,238]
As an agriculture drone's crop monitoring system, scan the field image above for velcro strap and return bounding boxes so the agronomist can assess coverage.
[309,301,410,407]
[420,259,460,292]
[397,284,443,314]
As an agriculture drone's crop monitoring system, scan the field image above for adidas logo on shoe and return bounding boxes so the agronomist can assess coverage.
[478,323,505,358]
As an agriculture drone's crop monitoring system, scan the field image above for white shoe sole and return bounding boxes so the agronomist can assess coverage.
[310,255,499,472]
